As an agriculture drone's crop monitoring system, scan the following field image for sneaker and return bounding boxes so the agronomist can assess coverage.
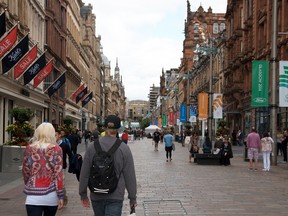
[166,159,168,162]
[249,168,253,171]
[254,168,258,171]
[170,158,172,161]
[262,169,267,171]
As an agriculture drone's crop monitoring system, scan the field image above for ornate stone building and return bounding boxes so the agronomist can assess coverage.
[224,0,288,135]
[0,0,47,144]
[178,2,225,116]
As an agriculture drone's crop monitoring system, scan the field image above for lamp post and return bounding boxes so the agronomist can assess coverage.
[271,0,277,165]
[208,38,213,141]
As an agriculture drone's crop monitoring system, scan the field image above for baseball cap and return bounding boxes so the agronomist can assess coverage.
[105,115,121,129]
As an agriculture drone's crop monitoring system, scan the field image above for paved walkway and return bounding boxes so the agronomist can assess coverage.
[1,138,288,215]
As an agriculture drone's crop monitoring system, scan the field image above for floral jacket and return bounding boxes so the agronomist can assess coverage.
[22,144,64,200]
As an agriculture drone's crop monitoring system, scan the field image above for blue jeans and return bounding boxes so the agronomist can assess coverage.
[91,199,123,216]
[26,205,58,216]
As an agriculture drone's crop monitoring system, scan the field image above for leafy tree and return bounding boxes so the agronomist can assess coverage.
[140,117,150,130]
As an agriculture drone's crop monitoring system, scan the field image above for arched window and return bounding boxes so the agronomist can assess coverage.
[220,23,225,32]
[194,23,199,33]
[213,23,219,33]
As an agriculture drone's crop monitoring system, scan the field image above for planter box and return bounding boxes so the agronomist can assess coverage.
[0,145,26,172]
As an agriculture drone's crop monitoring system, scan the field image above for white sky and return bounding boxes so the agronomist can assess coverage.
[83,0,227,101]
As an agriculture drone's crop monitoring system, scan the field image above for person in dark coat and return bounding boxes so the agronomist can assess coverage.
[68,129,81,154]
[220,137,233,166]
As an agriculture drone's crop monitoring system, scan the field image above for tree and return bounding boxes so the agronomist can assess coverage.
[140,117,150,130]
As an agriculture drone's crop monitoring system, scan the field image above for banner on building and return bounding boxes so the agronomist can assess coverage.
[180,104,187,122]
[252,60,269,107]
[213,93,223,119]
[279,61,288,107]
[76,87,88,103]
[82,92,93,107]
[158,117,162,128]
[198,93,208,119]
[46,72,66,97]
[23,52,46,85]
[190,105,197,122]
[169,111,174,125]
[14,44,37,79]
[2,34,29,74]
[162,114,167,127]
[71,84,85,100]
[33,59,53,88]
[0,11,6,39]
[0,25,17,59]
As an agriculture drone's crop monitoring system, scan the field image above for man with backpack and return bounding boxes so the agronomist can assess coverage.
[79,115,137,215]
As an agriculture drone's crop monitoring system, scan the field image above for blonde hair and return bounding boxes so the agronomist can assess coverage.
[32,122,56,147]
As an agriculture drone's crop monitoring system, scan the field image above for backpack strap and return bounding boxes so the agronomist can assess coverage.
[93,138,122,156]
[107,139,122,156]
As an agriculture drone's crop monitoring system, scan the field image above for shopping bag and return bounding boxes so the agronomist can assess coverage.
[172,143,175,151]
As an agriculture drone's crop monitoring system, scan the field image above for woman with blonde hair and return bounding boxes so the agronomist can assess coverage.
[22,122,64,216]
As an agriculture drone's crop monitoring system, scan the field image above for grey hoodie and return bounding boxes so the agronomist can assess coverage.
[79,136,137,204]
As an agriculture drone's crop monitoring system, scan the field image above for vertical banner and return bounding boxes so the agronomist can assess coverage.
[252,60,269,107]
[190,105,197,123]
[198,93,208,119]
[82,92,93,107]
[155,118,158,126]
[279,61,288,107]
[46,72,66,97]
[33,59,53,88]
[180,104,187,122]
[213,93,223,119]
[158,117,162,128]
[169,112,174,125]
[162,114,167,127]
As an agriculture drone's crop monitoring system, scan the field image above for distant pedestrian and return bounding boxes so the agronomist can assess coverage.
[163,130,174,162]
[22,122,64,215]
[189,132,199,162]
[220,136,233,166]
[237,129,243,146]
[121,130,129,144]
[281,130,288,162]
[246,127,261,171]
[261,132,273,171]
[68,129,81,154]
[153,129,161,151]
[231,130,237,146]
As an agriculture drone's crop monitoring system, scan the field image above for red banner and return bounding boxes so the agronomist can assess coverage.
[169,112,174,125]
[71,84,85,100]
[14,45,37,79]
[0,25,17,59]
[33,59,53,88]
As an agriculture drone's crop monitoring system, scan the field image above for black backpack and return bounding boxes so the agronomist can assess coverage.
[88,139,122,194]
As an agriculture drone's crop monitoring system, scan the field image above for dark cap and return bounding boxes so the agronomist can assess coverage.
[105,115,121,129]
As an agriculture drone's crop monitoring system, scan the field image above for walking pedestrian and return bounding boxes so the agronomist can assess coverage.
[56,129,72,205]
[79,115,137,216]
[189,132,199,162]
[121,129,129,144]
[153,128,161,151]
[163,129,174,162]
[68,129,81,154]
[261,132,273,171]
[246,127,261,170]
[281,130,288,162]
[22,122,64,215]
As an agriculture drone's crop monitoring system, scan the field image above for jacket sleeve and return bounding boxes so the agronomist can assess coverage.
[54,146,64,200]
[79,145,93,200]
[122,147,137,205]
[22,146,31,185]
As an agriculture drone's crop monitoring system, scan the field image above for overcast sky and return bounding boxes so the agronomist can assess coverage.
[83,0,227,101]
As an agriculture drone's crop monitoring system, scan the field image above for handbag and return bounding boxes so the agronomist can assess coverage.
[172,143,175,151]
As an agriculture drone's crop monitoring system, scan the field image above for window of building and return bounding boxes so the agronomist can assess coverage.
[220,23,225,32]
[194,23,199,33]
[213,23,218,34]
